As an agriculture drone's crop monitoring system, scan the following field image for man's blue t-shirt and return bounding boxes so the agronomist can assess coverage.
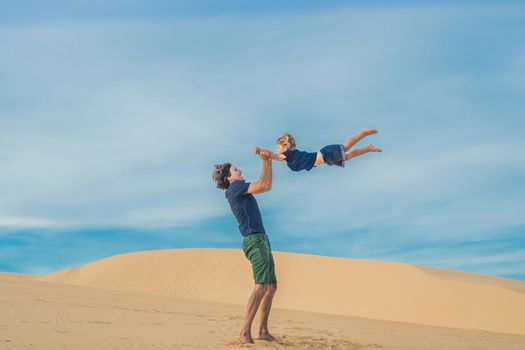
[225,180,266,237]
[283,149,317,171]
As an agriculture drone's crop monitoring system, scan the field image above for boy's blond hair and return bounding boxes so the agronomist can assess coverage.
[276,133,297,151]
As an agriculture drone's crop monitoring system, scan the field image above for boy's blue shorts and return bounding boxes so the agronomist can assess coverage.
[320,144,345,167]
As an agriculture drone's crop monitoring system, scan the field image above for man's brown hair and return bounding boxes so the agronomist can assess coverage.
[212,163,232,190]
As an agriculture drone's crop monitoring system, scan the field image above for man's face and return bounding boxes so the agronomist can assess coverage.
[227,165,244,183]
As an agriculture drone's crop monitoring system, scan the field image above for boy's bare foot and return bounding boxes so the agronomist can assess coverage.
[257,333,277,341]
[238,334,254,344]
[367,144,382,152]
[344,129,378,151]
[360,128,378,136]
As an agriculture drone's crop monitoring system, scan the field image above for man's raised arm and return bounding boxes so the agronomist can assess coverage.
[247,150,273,195]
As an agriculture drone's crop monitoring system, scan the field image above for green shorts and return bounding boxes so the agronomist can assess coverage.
[242,233,277,285]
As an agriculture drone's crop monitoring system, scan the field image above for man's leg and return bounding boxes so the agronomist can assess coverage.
[257,283,277,340]
[239,284,268,344]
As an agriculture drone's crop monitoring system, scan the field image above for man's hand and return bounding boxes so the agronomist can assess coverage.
[247,147,272,195]
[258,148,271,160]
[253,146,286,162]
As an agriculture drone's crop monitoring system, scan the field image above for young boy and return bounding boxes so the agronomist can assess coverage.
[254,129,381,172]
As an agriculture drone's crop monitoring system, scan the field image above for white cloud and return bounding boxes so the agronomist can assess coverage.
[0,216,61,229]
[0,3,524,240]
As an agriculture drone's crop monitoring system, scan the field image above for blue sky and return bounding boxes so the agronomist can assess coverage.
[1,1,524,280]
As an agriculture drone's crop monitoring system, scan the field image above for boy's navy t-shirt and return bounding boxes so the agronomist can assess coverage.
[225,180,266,237]
[283,149,317,171]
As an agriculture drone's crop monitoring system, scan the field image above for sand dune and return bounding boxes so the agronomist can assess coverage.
[37,248,525,336]
[4,271,525,349]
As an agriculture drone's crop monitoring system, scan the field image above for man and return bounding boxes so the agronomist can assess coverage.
[212,148,277,344]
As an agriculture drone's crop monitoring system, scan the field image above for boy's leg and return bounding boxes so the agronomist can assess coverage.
[344,144,382,161]
[343,129,377,152]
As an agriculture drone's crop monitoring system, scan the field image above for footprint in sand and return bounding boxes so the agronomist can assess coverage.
[70,303,96,308]
[225,337,254,348]
[244,334,383,350]
[139,322,165,326]
[34,298,54,303]
[53,329,69,334]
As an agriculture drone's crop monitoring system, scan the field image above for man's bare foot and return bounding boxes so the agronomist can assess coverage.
[238,334,254,344]
[257,333,276,341]
[360,128,378,136]
[367,144,382,152]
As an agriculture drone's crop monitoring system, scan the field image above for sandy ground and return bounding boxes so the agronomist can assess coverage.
[37,249,525,335]
[2,272,525,350]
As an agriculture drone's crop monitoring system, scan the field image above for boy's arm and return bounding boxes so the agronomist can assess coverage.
[247,151,273,195]
[253,146,286,161]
